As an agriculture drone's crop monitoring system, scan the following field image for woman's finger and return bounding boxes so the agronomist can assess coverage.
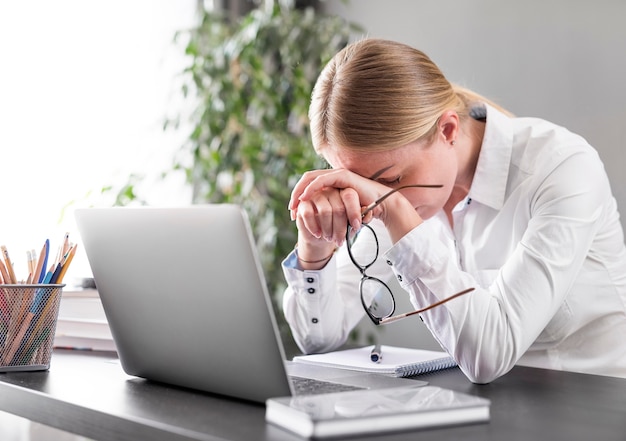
[339,188,362,232]
[297,169,354,203]
[311,189,347,244]
[297,199,323,239]
[289,169,333,213]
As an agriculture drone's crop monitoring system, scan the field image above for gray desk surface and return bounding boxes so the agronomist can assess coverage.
[0,349,625,441]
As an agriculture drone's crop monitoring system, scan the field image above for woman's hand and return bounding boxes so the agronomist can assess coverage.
[290,169,379,239]
[289,169,423,260]
[289,169,376,269]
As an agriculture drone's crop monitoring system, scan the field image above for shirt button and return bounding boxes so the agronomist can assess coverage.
[397,274,403,282]
[307,288,315,294]
[386,260,393,266]
[312,318,319,324]
[306,277,314,283]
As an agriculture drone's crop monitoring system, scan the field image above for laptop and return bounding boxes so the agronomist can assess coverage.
[74,205,421,403]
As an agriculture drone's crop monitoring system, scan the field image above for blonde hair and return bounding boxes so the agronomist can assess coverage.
[309,38,510,153]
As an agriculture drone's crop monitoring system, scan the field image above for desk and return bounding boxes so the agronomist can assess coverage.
[0,349,625,441]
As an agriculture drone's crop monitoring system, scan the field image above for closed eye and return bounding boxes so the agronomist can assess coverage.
[377,177,401,186]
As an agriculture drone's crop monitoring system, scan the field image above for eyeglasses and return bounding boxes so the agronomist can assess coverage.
[345,185,475,325]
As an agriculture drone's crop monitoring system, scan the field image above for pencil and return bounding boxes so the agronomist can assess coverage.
[41,263,57,284]
[54,244,77,284]
[1,246,17,284]
[26,250,34,284]
[0,260,8,284]
[33,239,50,284]
[4,310,36,364]
[53,245,63,267]
[49,262,64,284]
[61,232,70,257]
[1,288,31,364]
[26,250,35,280]
[6,284,50,364]
[27,328,51,366]
[15,287,61,364]
[0,286,8,324]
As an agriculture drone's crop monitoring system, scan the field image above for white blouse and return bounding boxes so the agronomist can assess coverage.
[282,104,626,383]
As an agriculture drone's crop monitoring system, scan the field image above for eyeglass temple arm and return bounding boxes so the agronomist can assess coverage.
[361,184,443,217]
[378,287,475,325]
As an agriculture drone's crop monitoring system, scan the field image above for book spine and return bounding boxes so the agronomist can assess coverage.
[396,358,457,377]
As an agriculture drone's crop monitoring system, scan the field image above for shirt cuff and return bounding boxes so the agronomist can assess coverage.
[281,249,338,298]
[283,248,301,270]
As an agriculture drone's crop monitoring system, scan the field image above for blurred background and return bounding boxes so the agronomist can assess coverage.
[1,0,624,351]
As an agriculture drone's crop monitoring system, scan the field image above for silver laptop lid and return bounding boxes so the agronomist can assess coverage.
[75,205,292,403]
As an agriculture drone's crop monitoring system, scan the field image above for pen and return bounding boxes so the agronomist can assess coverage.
[370,344,382,363]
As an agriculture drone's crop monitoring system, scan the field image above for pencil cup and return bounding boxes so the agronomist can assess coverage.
[0,284,64,372]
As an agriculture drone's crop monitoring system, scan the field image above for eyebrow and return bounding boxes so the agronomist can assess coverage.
[368,165,394,180]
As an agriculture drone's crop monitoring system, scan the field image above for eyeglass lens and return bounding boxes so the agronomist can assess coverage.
[347,223,378,268]
[346,184,475,325]
[361,276,395,319]
[348,221,475,325]
[347,223,396,322]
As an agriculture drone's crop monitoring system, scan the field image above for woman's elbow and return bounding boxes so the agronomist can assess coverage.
[458,358,516,384]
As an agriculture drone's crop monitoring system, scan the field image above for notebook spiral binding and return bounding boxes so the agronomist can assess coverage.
[395,358,458,377]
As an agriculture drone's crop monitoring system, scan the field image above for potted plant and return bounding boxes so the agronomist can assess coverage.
[112,0,360,347]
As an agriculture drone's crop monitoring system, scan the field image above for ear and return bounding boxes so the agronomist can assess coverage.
[438,110,459,145]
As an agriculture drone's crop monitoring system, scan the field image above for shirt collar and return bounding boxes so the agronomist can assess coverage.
[468,103,513,210]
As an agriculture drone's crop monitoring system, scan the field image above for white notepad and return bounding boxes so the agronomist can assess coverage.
[293,345,457,378]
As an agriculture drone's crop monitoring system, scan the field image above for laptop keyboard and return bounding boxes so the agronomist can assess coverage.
[289,376,365,395]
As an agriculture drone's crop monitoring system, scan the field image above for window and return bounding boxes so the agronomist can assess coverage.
[0,0,196,281]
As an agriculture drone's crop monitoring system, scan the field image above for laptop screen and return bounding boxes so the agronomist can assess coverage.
[75,205,292,403]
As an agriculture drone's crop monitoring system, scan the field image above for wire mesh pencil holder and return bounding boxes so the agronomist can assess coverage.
[0,284,64,372]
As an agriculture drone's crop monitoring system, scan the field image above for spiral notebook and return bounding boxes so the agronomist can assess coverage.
[293,345,457,378]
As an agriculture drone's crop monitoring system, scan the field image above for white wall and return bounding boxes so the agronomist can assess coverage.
[324,0,626,232]
[323,0,626,350]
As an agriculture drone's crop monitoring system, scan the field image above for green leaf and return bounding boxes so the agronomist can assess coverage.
[111,0,361,346]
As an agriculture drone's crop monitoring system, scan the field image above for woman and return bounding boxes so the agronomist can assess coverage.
[282,38,626,383]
